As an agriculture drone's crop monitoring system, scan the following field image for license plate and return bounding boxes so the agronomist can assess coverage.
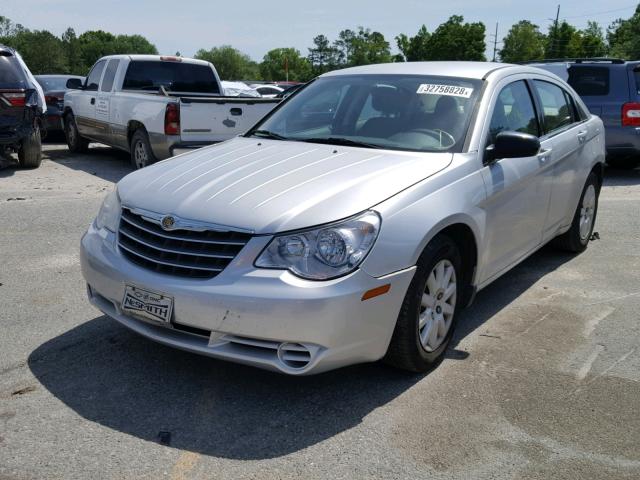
[122,284,174,324]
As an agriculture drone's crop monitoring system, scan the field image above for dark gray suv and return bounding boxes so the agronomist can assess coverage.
[531,58,640,169]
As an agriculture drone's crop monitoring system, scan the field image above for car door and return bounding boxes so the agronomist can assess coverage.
[75,59,106,138]
[94,58,119,144]
[478,78,553,283]
[530,79,586,237]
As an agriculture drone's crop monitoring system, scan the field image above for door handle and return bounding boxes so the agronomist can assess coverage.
[90,98,95,105]
[537,148,552,162]
[230,107,242,116]
[577,130,587,143]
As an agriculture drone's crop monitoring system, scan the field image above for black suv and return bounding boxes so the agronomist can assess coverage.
[0,45,43,168]
[531,58,640,169]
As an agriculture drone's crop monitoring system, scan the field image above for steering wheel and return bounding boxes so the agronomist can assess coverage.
[406,128,456,149]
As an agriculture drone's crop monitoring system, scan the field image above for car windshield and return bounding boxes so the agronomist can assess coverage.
[36,76,80,91]
[250,74,482,152]
[122,61,220,94]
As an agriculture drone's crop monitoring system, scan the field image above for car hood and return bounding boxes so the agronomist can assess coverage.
[118,137,452,234]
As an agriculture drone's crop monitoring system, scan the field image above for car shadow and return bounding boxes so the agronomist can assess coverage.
[28,244,574,460]
[603,164,640,187]
[44,143,132,183]
[451,244,574,349]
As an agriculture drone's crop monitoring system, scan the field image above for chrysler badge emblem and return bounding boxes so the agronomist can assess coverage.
[161,215,175,230]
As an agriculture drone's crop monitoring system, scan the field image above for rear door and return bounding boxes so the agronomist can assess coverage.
[479,78,553,281]
[75,59,106,138]
[531,79,587,235]
[94,58,120,143]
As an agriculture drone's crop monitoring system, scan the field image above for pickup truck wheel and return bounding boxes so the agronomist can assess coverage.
[64,114,89,153]
[552,172,599,253]
[384,234,463,372]
[17,125,42,169]
[130,130,157,170]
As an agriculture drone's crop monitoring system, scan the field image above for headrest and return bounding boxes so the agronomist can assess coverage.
[434,95,458,116]
[371,85,406,115]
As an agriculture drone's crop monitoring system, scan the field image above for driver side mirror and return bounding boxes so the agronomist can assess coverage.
[66,78,83,90]
[485,131,540,163]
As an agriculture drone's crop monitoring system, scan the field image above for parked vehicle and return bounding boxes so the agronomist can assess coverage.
[34,75,84,135]
[531,58,640,168]
[250,84,284,98]
[63,55,280,169]
[221,81,261,97]
[81,62,605,375]
[0,45,45,168]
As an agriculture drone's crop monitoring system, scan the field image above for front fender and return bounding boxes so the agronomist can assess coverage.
[360,153,486,281]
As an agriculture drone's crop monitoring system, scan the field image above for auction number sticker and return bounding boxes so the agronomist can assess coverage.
[416,84,474,98]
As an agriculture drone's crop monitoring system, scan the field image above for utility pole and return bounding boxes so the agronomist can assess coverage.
[552,4,560,58]
[492,22,499,62]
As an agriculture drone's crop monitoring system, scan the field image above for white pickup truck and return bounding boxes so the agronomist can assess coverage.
[63,55,280,168]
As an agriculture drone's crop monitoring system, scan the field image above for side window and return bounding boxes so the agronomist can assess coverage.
[100,59,119,92]
[85,60,106,91]
[489,80,539,144]
[533,80,574,134]
[567,66,609,96]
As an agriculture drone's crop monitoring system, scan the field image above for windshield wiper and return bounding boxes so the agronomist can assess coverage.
[251,129,289,140]
[301,137,383,149]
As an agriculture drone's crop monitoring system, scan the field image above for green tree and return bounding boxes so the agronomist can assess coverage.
[579,22,607,57]
[76,30,157,73]
[3,29,68,74]
[308,34,341,75]
[260,47,312,81]
[546,21,581,58]
[61,28,84,75]
[608,6,640,59]
[334,27,392,66]
[195,45,260,80]
[396,25,431,61]
[499,21,545,63]
[423,15,486,61]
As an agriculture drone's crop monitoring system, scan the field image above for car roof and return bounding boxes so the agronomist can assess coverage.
[97,54,211,67]
[320,61,543,80]
[35,74,83,78]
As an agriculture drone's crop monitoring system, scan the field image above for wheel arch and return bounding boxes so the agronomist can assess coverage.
[423,221,479,307]
[127,120,147,147]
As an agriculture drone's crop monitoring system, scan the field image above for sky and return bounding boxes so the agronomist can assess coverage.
[3,0,639,61]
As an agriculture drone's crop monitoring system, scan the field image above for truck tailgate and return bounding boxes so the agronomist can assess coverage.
[179,97,280,143]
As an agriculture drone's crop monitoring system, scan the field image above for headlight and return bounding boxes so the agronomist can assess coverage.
[255,211,380,280]
[95,188,121,232]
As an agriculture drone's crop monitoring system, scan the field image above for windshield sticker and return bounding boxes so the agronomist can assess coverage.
[416,84,473,98]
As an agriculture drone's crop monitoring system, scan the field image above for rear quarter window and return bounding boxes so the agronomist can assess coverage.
[567,66,610,96]
[634,70,640,95]
[0,54,27,88]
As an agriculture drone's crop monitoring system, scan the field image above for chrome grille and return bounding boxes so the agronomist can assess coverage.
[117,208,251,279]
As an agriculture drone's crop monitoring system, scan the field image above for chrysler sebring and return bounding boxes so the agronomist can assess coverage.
[80,62,605,375]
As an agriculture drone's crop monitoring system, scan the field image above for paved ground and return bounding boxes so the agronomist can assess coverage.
[1,143,639,480]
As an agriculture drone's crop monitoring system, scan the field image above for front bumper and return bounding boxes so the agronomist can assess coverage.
[80,223,415,375]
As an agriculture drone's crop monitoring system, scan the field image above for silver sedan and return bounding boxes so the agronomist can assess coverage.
[80,61,605,375]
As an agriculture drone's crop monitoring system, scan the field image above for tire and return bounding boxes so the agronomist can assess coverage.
[130,129,157,170]
[64,113,89,153]
[552,172,599,253]
[606,156,639,169]
[385,234,463,372]
[17,125,42,169]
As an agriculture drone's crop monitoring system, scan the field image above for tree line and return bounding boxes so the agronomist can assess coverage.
[1,5,640,82]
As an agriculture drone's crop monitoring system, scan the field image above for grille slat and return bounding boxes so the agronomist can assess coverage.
[118,208,251,279]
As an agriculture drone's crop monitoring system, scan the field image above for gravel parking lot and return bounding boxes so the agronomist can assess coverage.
[1,143,639,479]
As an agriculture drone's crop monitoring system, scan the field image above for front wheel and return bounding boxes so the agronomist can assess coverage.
[18,125,42,169]
[385,234,463,372]
[64,113,89,153]
[130,129,157,170]
[552,172,600,253]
